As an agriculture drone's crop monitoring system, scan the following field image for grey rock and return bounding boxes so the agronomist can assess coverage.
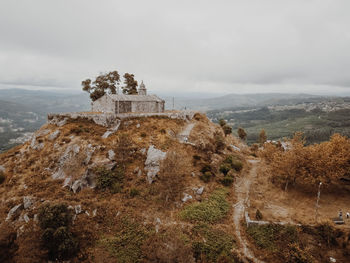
[102,121,121,139]
[231,145,241,152]
[74,205,82,214]
[92,209,97,217]
[48,130,60,141]
[33,214,38,222]
[37,129,50,136]
[140,148,146,155]
[137,169,142,177]
[63,177,72,188]
[196,186,205,195]
[23,196,35,209]
[57,118,68,127]
[84,144,95,165]
[85,211,90,216]
[6,204,23,221]
[108,150,116,160]
[24,213,30,223]
[191,172,195,177]
[0,165,5,172]
[52,168,67,180]
[136,123,140,128]
[181,193,193,203]
[144,145,166,184]
[71,180,83,193]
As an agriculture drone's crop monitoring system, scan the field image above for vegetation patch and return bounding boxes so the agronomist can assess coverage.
[38,203,78,261]
[247,224,298,252]
[95,166,124,193]
[192,224,236,263]
[180,188,230,223]
[100,217,151,263]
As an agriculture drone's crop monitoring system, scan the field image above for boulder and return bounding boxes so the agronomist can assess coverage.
[144,145,166,184]
[23,214,30,223]
[74,205,82,214]
[48,130,60,141]
[182,193,193,203]
[23,196,35,209]
[108,150,116,160]
[6,204,23,221]
[196,186,205,195]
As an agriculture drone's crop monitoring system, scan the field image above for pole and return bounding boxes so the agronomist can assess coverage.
[315,182,322,222]
[172,97,174,110]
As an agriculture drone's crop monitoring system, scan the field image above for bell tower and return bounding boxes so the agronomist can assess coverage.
[138,80,147,95]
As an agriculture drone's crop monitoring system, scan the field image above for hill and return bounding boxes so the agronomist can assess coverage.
[1,111,350,262]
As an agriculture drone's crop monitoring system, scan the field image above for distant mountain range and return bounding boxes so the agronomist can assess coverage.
[165,93,325,111]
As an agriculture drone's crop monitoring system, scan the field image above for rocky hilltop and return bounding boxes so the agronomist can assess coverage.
[2,112,350,263]
[0,112,247,262]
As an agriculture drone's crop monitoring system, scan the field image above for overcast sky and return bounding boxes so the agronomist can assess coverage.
[0,0,349,97]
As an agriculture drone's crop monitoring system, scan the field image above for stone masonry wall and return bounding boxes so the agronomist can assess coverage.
[91,95,115,113]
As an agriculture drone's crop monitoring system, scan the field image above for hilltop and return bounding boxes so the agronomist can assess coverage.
[1,112,350,263]
[0,111,247,262]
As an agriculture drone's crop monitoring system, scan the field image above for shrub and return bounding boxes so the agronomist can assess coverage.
[222,125,232,136]
[38,203,78,260]
[192,224,236,263]
[214,134,225,152]
[200,164,211,174]
[160,128,166,134]
[247,224,298,252]
[315,221,341,246]
[140,132,147,138]
[231,160,243,171]
[42,227,78,260]
[256,209,263,220]
[0,171,5,184]
[220,176,234,186]
[237,127,247,140]
[129,188,140,198]
[222,155,243,172]
[95,166,124,193]
[219,119,226,127]
[180,188,230,223]
[100,217,150,262]
[38,203,73,230]
[193,154,201,161]
[200,171,213,183]
[219,163,231,175]
[286,243,314,263]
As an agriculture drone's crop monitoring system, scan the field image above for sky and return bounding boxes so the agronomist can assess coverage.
[0,0,350,97]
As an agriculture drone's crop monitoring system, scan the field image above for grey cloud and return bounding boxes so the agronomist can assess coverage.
[0,0,349,95]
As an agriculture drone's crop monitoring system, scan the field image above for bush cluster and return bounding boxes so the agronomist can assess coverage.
[219,155,243,186]
[38,203,78,261]
[95,166,124,193]
[101,217,151,262]
[192,224,236,263]
[180,188,230,223]
[199,164,214,183]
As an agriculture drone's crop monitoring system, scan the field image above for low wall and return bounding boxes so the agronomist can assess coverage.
[47,111,197,128]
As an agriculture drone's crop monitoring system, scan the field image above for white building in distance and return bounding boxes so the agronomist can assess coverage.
[91,81,165,114]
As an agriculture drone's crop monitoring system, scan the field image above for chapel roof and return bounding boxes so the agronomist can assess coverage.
[107,93,164,102]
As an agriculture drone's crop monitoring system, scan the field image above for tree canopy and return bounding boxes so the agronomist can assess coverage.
[82,70,139,101]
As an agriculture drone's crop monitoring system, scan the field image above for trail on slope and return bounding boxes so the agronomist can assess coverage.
[233,159,265,263]
[178,122,195,143]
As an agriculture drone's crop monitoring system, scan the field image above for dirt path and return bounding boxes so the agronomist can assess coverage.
[233,159,265,263]
[178,122,195,143]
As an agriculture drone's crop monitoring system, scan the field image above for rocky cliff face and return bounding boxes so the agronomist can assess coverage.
[0,112,246,262]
